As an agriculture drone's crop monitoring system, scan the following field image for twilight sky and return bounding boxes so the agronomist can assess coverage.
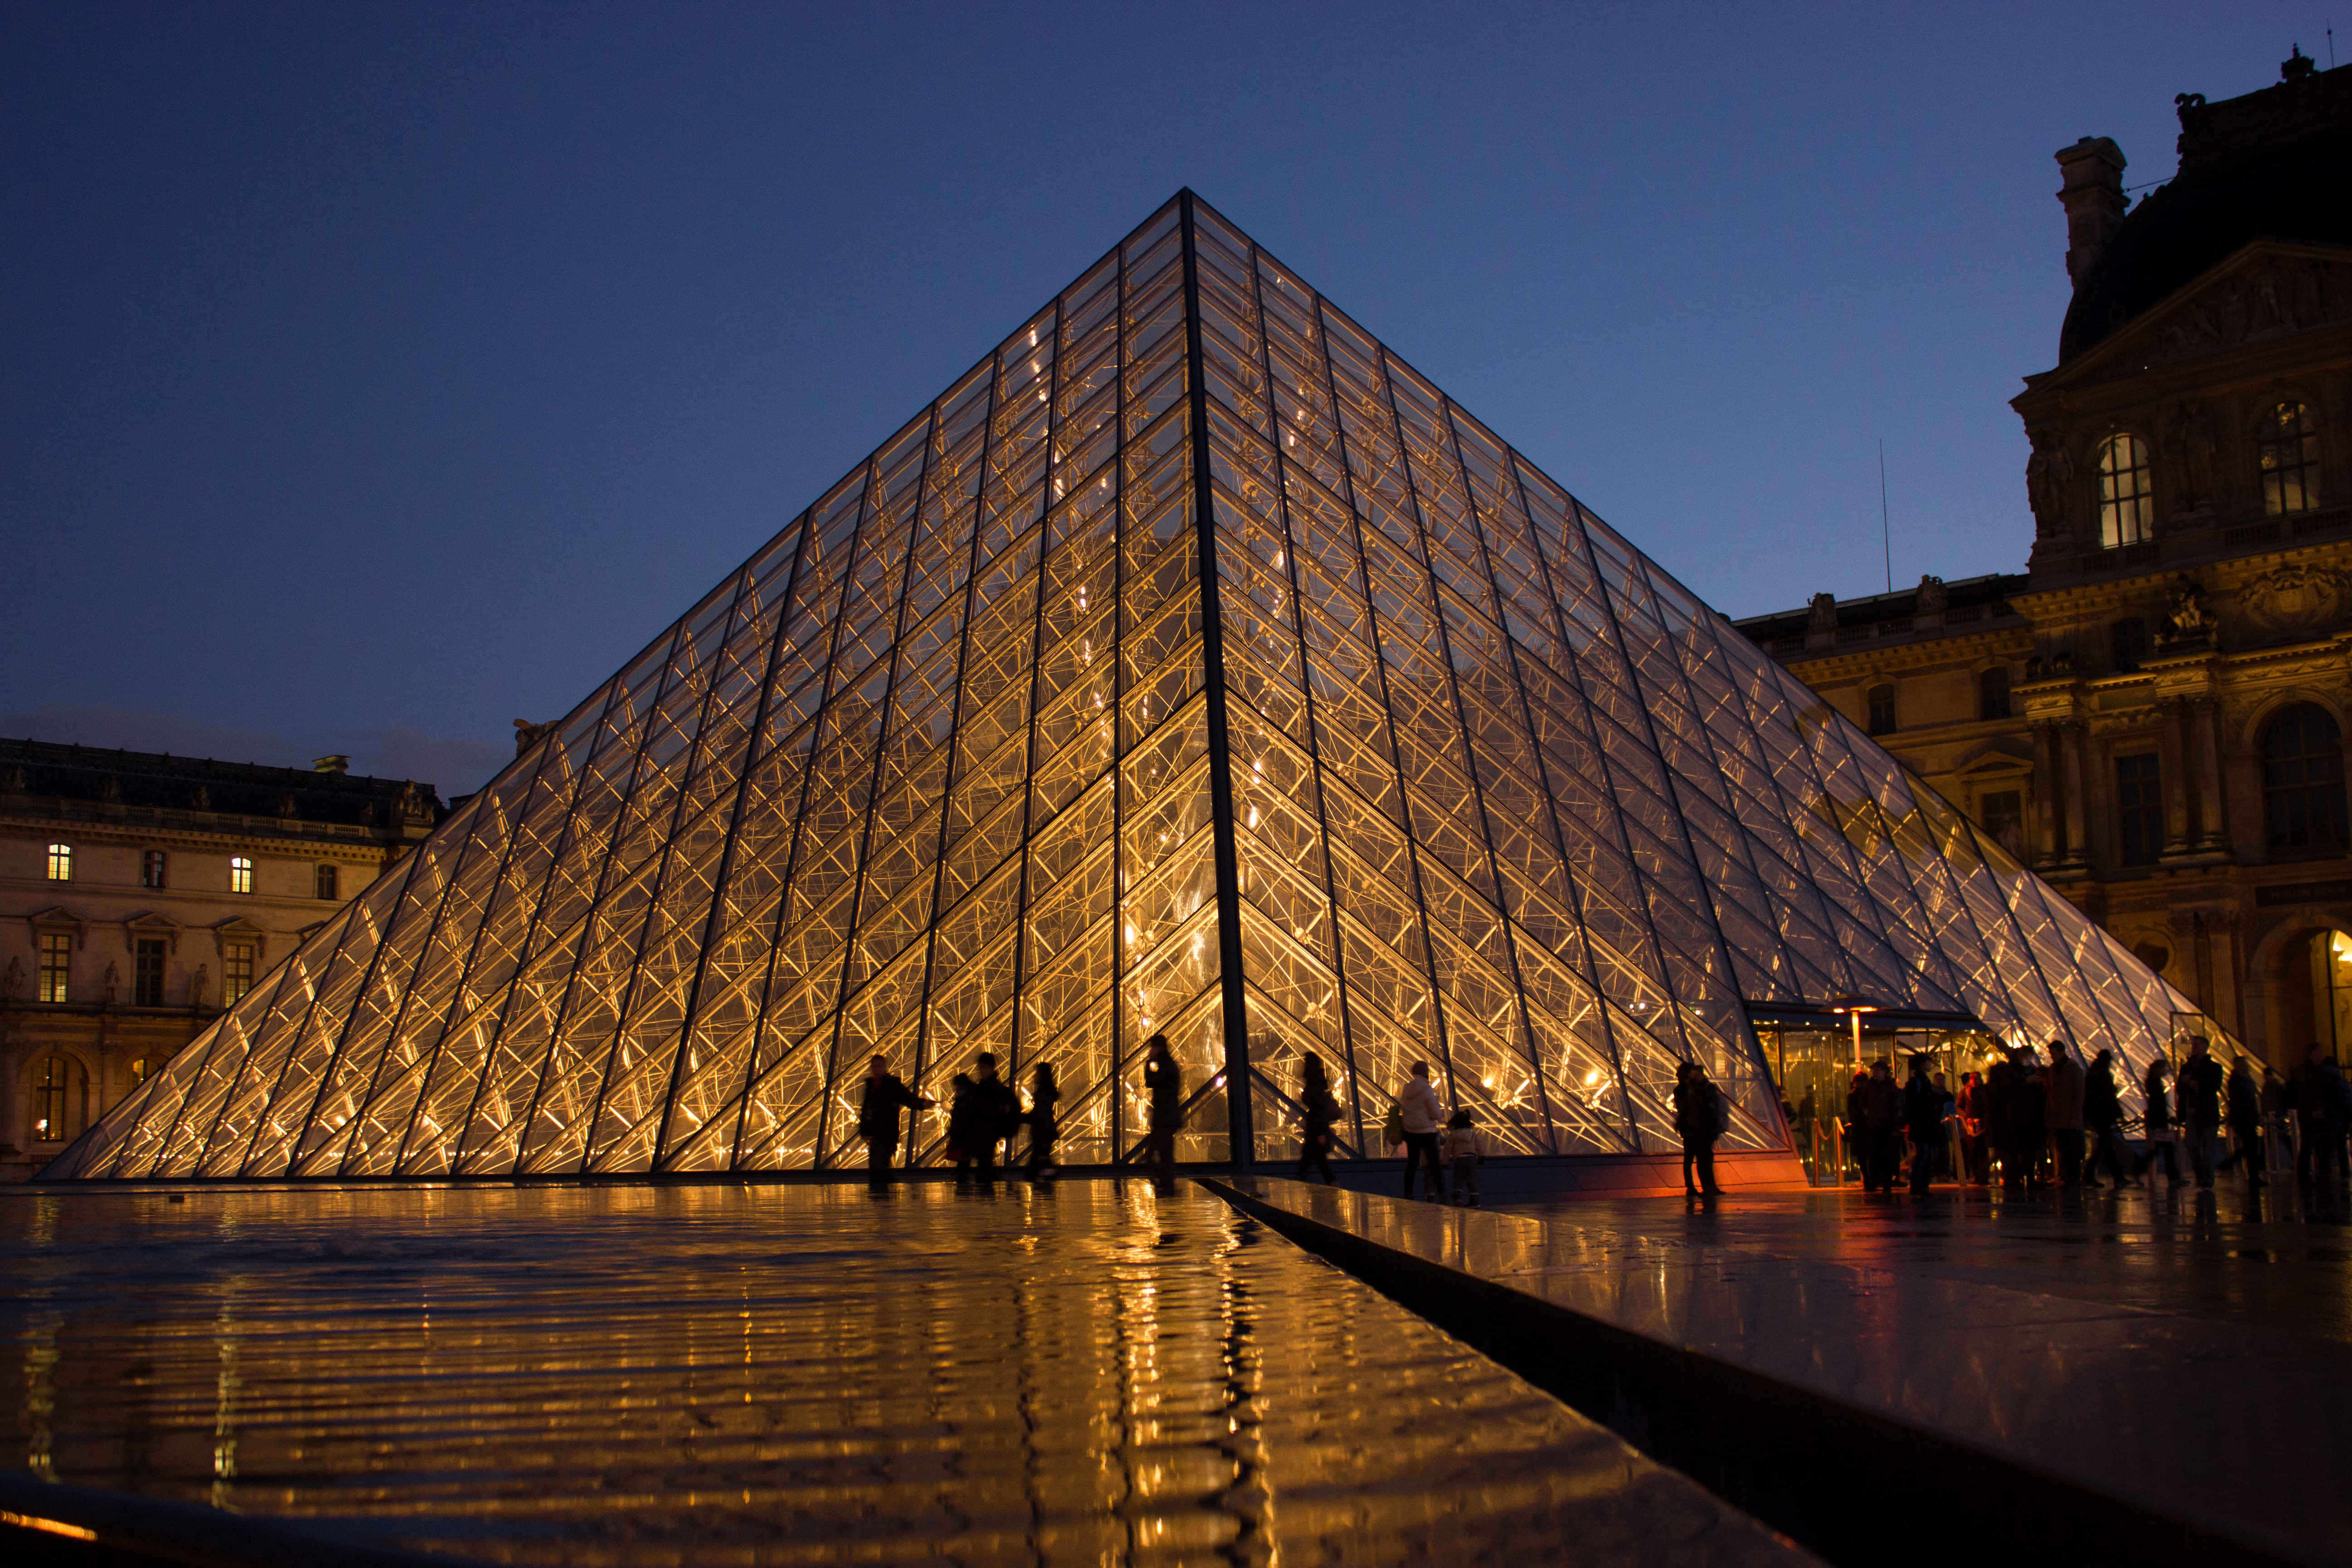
[3,2,2332,796]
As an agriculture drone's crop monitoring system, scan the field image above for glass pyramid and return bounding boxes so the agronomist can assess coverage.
[44,193,2195,1181]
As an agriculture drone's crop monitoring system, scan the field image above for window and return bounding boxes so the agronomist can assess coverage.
[315,863,339,901]
[1980,790,2024,854]
[1866,684,1897,736]
[37,933,71,1004]
[230,856,254,895]
[1979,667,2011,721]
[46,843,71,882]
[2117,754,2164,866]
[133,938,167,1007]
[2132,941,2171,975]
[142,849,167,889]
[127,1057,153,1088]
[223,940,256,1005]
[32,1056,83,1143]
[2263,703,2349,854]
[2110,617,2147,674]
[2260,402,2320,515]
[2097,433,2156,547]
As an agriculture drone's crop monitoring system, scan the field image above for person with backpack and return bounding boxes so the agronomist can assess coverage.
[856,1053,934,1190]
[1397,1061,1445,1200]
[1442,1109,1484,1205]
[960,1052,1021,1182]
[1672,1061,1723,1197]
[1298,1052,1340,1185]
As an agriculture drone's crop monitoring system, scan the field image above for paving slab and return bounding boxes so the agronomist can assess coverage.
[0,1180,1811,1567]
[1206,1176,2352,1568]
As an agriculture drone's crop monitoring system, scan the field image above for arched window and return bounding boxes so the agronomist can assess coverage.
[2260,402,2320,515]
[315,863,339,901]
[2097,433,2156,546]
[1866,684,1896,735]
[126,1057,153,1088]
[229,856,254,895]
[46,843,71,881]
[1979,666,2011,720]
[2263,703,2348,854]
[32,1056,85,1142]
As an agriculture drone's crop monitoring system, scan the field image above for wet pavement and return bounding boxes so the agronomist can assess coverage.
[1224,1176,2352,1567]
[1498,1179,2352,1345]
[0,1179,1809,1566]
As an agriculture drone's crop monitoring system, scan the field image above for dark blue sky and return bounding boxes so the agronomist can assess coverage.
[4,2,2330,795]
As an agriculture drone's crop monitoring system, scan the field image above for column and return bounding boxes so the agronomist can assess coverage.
[2032,723,2060,866]
[2159,701,2191,854]
[2193,696,2228,850]
[2060,721,2090,867]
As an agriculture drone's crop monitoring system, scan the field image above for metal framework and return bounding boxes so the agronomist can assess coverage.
[42,193,2200,1181]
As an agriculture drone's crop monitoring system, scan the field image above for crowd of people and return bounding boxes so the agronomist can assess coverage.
[1803,1035,2352,1195]
[848,1027,2352,1202]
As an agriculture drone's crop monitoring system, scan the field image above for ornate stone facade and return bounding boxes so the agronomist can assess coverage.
[1737,58,2352,1068]
[0,741,442,1177]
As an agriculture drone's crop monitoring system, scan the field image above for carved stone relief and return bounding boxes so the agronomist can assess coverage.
[2143,258,2348,369]
[2240,563,2348,642]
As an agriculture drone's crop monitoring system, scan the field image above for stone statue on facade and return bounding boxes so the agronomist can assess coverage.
[514,719,557,757]
[1,957,22,1002]
[1916,575,1947,613]
[2161,579,2218,648]
[190,965,209,1010]
[396,781,432,824]
[102,961,119,1004]
[1807,592,1838,632]
[2025,434,2076,538]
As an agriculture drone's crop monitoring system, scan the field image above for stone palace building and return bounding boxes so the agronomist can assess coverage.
[0,740,441,1176]
[1736,54,2352,1069]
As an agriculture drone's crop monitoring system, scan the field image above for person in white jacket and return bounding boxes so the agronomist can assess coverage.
[1397,1061,1445,1200]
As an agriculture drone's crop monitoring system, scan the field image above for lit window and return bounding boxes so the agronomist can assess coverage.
[127,1057,153,1088]
[230,856,254,895]
[134,938,167,1007]
[2260,402,2320,515]
[1866,684,1896,736]
[2116,754,2164,866]
[142,849,167,889]
[2097,434,2155,547]
[1978,667,2011,721]
[46,843,71,881]
[223,940,256,1005]
[33,1056,83,1142]
[2110,617,2146,674]
[315,863,338,901]
[37,933,71,1004]
[2263,703,2348,854]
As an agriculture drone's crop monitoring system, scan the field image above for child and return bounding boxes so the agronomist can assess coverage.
[1441,1108,1483,1205]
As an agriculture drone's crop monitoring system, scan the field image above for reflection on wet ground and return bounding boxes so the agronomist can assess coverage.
[1497,1180,2352,1343]
[0,1181,1807,1566]
[1240,1177,2352,1566]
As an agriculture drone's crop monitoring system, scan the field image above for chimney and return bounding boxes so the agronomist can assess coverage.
[312,754,350,775]
[2054,136,2127,285]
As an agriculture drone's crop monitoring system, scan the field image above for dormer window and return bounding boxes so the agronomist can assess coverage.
[2097,433,2155,547]
[2260,402,2319,515]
